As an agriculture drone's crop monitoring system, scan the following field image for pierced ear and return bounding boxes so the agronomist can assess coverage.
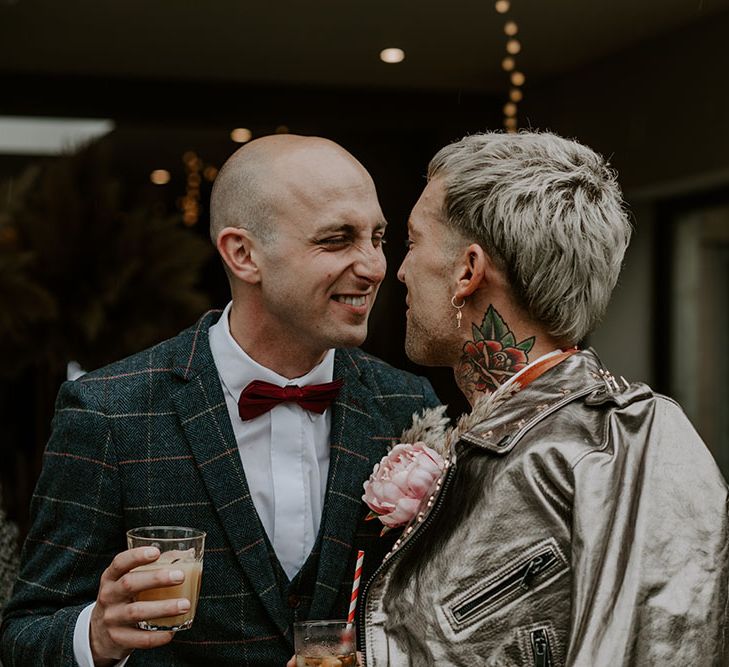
[216,227,261,284]
[454,243,488,300]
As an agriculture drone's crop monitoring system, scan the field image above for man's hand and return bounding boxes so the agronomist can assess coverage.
[90,547,191,667]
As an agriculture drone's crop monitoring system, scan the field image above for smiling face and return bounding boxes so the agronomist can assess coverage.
[252,145,387,361]
[398,177,463,367]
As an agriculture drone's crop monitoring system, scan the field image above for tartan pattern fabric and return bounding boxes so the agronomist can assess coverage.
[0,311,439,666]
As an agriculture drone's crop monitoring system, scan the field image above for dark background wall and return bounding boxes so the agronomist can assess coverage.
[520,9,729,385]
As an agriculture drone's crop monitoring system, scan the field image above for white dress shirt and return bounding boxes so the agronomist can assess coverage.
[73,302,334,666]
[208,301,334,579]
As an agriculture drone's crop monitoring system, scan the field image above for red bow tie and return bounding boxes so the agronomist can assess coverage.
[238,378,344,421]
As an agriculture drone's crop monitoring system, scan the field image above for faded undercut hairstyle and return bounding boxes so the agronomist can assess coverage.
[429,131,632,344]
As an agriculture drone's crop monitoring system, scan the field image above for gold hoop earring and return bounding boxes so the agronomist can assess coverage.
[451,295,466,329]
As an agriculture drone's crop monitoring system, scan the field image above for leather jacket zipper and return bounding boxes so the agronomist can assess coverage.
[530,628,553,667]
[358,457,459,666]
[451,548,559,622]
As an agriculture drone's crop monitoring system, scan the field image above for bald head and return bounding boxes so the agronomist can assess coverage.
[210,135,373,246]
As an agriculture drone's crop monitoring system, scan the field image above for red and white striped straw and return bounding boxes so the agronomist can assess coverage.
[347,550,365,627]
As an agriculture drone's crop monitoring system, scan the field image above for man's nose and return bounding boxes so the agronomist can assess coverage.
[396,256,407,284]
[354,244,387,283]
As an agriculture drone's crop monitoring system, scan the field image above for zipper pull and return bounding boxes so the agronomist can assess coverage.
[519,558,538,590]
[519,553,547,589]
[530,628,553,667]
[520,551,557,590]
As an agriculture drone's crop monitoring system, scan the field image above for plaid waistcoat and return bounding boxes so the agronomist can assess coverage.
[1,311,440,666]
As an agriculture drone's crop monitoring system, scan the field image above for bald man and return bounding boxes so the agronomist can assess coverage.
[1,136,440,666]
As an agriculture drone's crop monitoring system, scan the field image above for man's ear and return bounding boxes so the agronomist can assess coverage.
[216,227,261,284]
[453,243,490,301]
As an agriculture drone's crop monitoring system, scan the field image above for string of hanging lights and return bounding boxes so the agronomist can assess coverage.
[495,0,525,133]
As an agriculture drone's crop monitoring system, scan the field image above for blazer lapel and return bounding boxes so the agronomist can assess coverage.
[308,349,388,620]
[170,312,289,636]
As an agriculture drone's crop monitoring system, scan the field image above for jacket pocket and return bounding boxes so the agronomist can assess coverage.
[440,538,568,637]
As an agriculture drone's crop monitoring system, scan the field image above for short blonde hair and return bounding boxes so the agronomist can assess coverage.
[429,131,632,343]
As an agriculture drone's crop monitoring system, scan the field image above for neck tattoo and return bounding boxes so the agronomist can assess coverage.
[455,305,535,402]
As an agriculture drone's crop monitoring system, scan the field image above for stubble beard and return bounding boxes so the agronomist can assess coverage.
[332,323,368,350]
[270,289,371,353]
[322,305,371,351]
[404,311,456,368]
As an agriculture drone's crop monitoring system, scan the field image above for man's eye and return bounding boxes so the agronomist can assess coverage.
[373,235,387,247]
[404,239,414,250]
[319,237,348,246]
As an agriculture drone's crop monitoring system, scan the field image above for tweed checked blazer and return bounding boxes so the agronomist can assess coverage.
[1,311,439,666]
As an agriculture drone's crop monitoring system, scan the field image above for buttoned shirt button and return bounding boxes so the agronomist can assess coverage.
[288,594,301,608]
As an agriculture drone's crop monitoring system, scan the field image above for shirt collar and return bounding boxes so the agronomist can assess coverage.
[501,348,563,391]
[209,301,336,404]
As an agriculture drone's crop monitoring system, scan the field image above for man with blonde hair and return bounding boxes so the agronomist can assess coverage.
[362,131,728,666]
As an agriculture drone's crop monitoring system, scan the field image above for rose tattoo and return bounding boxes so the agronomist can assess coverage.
[460,306,535,393]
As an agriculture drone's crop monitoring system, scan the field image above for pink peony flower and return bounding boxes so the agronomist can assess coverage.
[362,442,445,530]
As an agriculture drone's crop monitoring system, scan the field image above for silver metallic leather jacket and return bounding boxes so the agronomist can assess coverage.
[362,349,729,666]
